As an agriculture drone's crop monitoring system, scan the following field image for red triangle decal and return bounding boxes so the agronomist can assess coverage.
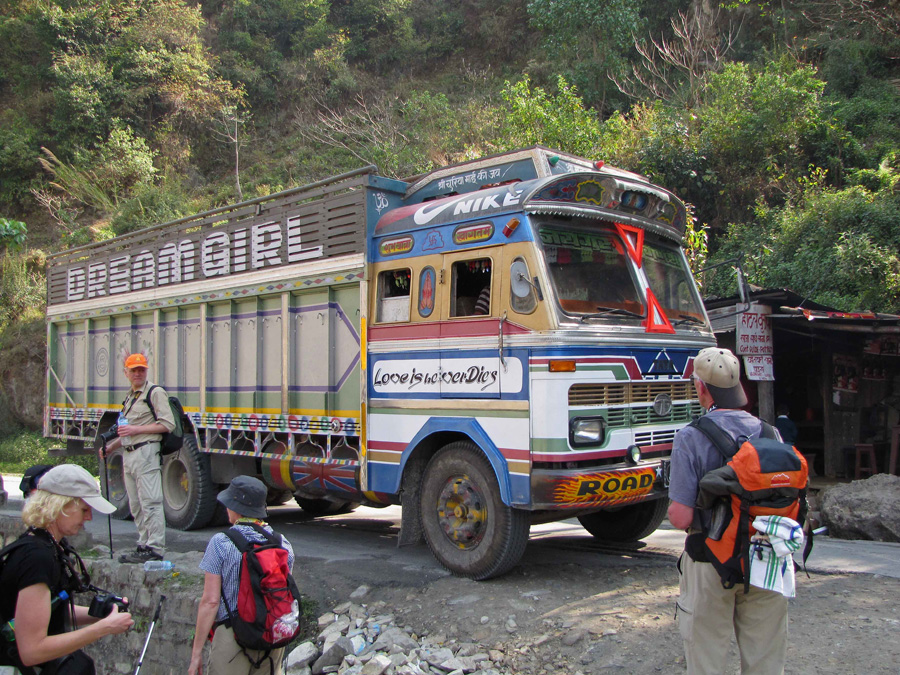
[644,288,675,334]
[615,222,644,266]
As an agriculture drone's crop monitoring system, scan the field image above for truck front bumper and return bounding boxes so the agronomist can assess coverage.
[529,459,669,510]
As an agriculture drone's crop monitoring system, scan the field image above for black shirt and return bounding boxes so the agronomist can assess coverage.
[0,532,70,640]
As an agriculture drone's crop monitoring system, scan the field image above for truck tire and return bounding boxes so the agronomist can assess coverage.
[294,496,359,515]
[577,497,668,542]
[267,488,293,506]
[162,436,217,530]
[420,442,529,580]
[98,449,132,520]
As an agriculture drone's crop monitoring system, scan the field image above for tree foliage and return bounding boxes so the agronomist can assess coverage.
[713,177,900,312]
[0,0,898,315]
[498,75,603,157]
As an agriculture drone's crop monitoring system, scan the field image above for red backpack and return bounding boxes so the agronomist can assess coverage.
[690,416,809,593]
[223,523,302,665]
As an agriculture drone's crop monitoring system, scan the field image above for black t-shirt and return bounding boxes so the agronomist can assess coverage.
[0,533,68,639]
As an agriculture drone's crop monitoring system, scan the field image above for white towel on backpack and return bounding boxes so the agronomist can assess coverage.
[748,515,804,597]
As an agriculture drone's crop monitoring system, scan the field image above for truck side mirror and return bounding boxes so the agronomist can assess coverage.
[510,261,532,299]
[699,257,752,319]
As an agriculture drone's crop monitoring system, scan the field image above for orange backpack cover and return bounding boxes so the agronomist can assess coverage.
[692,417,809,591]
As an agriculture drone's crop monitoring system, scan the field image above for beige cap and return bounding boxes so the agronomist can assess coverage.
[693,347,748,409]
[37,464,116,514]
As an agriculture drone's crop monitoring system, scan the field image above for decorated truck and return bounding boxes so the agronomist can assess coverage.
[45,147,714,579]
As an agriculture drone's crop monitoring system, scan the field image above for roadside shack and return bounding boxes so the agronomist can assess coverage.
[705,289,900,479]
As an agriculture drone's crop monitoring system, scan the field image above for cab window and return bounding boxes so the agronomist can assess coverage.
[450,258,492,317]
[376,269,411,322]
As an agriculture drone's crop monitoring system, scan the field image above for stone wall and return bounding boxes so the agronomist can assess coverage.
[1,515,206,674]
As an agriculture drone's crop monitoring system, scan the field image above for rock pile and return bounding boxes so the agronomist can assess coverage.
[285,586,508,675]
[820,473,900,542]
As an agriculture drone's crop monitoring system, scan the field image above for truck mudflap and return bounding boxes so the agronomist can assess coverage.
[530,460,670,510]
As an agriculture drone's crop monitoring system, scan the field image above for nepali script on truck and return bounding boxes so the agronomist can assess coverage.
[45,147,715,579]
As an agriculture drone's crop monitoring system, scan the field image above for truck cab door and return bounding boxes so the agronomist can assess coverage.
[438,249,503,399]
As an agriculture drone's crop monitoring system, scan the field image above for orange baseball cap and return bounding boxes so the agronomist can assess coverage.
[124,353,149,369]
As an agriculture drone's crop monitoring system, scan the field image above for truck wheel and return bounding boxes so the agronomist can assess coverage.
[577,497,668,542]
[99,449,132,520]
[267,488,293,506]
[294,496,359,515]
[162,436,216,530]
[420,442,529,580]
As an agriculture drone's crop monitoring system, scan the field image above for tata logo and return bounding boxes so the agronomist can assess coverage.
[652,393,673,417]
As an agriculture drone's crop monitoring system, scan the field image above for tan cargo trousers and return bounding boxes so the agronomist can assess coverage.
[677,553,788,674]
[208,625,284,675]
[122,442,166,555]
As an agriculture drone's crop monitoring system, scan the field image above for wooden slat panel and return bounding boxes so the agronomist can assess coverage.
[48,172,372,306]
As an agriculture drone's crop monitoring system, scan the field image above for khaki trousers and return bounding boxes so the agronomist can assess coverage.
[677,553,788,675]
[122,442,166,554]
[208,625,284,675]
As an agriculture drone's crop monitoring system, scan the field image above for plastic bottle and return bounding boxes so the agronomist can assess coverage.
[143,560,175,572]
[2,591,69,641]
[271,600,300,640]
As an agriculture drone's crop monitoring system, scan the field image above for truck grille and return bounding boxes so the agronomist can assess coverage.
[569,381,693,405]
[568,381,701,429]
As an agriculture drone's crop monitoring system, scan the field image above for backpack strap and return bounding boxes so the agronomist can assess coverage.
[690,416,740,461]
[247,522,281,546]
[144,385,158,421]
[759,421,777,440]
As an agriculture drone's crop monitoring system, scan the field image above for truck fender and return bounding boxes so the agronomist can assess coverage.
[394,417,513,506]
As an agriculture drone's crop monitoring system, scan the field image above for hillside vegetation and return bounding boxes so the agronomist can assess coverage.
[1,0,900,429]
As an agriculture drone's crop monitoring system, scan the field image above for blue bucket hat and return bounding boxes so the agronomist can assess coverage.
[217,476,268,519]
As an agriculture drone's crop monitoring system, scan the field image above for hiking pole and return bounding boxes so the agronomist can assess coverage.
[101,442,114,559]
[133,594,165,675]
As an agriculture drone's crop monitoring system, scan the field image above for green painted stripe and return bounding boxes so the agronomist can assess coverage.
[531,437,573,454]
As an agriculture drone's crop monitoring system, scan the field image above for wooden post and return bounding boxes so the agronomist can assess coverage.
[758,379,775,424]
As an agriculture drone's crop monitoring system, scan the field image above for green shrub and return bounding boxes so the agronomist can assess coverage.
[0,430,97,476]
[0,250,45,326]
[498,75,603,157]
[709,181,900,313]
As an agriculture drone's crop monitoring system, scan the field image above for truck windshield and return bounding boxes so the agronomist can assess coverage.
[538,224,644,320]
[642,240,707,326]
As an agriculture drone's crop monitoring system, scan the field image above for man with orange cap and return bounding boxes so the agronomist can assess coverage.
[100,353,175,564]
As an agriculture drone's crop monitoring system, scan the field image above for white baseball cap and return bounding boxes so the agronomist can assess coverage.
[38,465,116,514]
[693,347,748,409]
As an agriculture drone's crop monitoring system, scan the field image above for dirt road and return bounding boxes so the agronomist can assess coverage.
[348,549,900,675]
[4,487,897,674]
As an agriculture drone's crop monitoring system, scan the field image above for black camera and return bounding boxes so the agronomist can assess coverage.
[98,425,119,445]
[88,591,129,618]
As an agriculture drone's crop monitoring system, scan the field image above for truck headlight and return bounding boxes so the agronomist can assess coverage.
[569,416,606,448]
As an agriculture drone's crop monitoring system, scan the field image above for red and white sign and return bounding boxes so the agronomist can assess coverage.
[744,355,774,381]
[737,303,773,355]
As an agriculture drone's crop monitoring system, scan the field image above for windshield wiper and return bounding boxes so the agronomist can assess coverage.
[672,314,705,326]
[580,306,645,321]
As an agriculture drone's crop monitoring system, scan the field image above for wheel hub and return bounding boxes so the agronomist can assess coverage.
[436,474,487,550]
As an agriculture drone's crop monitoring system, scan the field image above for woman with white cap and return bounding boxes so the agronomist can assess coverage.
[0,464,134,674]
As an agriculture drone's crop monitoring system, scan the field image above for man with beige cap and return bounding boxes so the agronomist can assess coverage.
[100,352,174,564]
[668,347,789,675]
